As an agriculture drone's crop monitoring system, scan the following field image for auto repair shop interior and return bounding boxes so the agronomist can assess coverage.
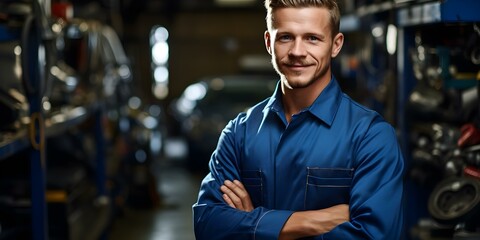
[0,0,480,240]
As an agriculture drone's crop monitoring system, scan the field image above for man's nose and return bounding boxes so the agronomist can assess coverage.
[288,39,307,57]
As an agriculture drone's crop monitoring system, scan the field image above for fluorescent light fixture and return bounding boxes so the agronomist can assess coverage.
[386,24,397,55]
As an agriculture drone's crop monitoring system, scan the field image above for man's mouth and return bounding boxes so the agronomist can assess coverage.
[285,63,310,71]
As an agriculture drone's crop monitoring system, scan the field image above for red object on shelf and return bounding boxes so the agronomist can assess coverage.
[52,2,73,21]
[464,166,480,180]
[458,123,480,148]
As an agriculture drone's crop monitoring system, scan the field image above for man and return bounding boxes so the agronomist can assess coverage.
[193,0,405,239]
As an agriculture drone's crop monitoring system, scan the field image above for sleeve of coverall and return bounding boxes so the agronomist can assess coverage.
[192,116,294,240]
[318,120,405,240]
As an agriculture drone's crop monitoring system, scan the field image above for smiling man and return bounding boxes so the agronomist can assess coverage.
[192,1,405,239]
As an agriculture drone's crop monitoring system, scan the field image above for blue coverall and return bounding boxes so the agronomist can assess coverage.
[193,76,405,239]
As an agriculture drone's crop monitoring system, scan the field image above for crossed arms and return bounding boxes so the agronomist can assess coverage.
[193,116,405,239]
[221,180,349,240]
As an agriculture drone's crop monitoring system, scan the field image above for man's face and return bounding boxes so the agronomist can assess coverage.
[265,7,343,90]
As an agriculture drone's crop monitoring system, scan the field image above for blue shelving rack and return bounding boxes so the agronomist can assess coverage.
[339,1,480,239]
[396,1,480,239]
[0,1,110,239]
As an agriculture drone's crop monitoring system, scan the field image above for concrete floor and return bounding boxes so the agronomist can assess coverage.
[107,157,203,240]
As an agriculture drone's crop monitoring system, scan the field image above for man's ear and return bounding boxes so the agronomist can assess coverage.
[331,32,344,58]
[264,30,272,55]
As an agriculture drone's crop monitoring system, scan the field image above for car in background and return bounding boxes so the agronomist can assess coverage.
[170,74,277,172]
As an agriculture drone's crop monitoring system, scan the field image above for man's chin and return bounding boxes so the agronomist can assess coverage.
[283,75,312,89]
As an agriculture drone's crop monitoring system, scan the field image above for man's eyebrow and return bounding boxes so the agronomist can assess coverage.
[274,30,290,35]
[305,32,326,40]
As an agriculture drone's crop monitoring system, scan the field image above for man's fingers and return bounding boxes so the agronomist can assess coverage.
[222,180,254,212]
[224,180,249,199]
[232,180,254,211]
[220,184,244,209]
[222,194,235,208]
[232,180,245,189]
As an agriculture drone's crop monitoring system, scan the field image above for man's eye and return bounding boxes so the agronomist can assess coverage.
[308,36,319,42]
[278,35,292,42]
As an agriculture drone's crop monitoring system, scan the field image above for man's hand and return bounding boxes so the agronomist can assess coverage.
[221,180,349,239]
[280,204,350,240]
[220,180,254,212]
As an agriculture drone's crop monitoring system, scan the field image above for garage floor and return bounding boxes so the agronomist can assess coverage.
[107,155,203,240]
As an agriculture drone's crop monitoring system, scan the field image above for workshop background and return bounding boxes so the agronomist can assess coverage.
[1,0,480,240]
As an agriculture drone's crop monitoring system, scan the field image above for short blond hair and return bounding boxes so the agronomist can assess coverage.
[264,0,341,37]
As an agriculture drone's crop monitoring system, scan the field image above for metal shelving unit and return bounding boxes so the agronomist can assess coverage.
[0,1,110,239]
[0,130,30,160]
[339,1,480,239]
[397,2,480,239]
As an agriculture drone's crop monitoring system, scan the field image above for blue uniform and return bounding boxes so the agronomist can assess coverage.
[193,76,405,239]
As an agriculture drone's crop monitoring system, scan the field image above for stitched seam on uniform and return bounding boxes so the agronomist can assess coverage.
[304,167,310,210]
[253,210,274,240]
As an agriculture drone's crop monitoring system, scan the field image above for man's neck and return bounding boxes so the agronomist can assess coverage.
[281,77,331,123]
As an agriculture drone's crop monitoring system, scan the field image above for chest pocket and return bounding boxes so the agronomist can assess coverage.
[304,167,353,210]
[241,170,263,207]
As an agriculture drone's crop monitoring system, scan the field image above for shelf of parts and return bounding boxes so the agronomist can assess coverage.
[0,106,93,160]
[396,0,480,151]
[340,0,480,32]
[1,4,110,240]
[397,0,480,27]
[395,1,480,239]
[0,129,30,160]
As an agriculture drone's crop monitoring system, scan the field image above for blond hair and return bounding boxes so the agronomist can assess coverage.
[264,0,341,37]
